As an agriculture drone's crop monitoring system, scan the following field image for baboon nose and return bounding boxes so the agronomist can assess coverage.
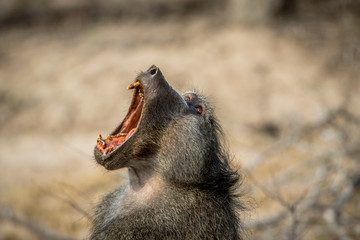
[141,65,167,90]
[147,65,159,76]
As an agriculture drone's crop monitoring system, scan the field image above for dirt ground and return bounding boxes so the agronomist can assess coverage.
[0,16,359,239]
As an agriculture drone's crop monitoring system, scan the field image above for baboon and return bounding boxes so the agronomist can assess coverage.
[91,65,244,240]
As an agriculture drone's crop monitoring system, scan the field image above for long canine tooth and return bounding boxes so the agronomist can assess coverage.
[97,138,106,148]
[97,134,103,140]
[127,81,141,90]
[133,81,141,88]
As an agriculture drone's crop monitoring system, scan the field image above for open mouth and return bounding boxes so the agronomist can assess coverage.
[96,80,144,155]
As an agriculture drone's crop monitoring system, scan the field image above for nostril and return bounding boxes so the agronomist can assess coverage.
[150,68,157,75]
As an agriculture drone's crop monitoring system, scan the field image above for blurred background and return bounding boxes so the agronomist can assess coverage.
[0,0,359,239]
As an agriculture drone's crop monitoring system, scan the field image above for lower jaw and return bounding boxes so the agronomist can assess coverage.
[97,129,136,155]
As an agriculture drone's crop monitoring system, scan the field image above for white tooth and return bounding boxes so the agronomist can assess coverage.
[97,138,106,148]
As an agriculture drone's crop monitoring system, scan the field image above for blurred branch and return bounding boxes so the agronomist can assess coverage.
[245,169,309,240]
[57,181,95,206]
[245,102,360,238]
[39,185,93,221]
[246,210,287,230]
[323,208,352,240]
[244,146,353,238]
[0,207,76,240]
[245,107,342,170]
[341,108,360,126]
[257,150,342,191]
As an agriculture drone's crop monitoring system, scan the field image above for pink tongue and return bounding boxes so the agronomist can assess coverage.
[127,128,136,138]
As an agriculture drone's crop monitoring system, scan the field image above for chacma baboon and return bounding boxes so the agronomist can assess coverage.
[91,65,244,240]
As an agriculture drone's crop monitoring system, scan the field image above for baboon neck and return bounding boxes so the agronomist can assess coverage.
[128,167,155,191]
[127,168,165,204]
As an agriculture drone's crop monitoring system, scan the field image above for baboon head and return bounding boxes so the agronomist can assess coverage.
[94,65,227,186]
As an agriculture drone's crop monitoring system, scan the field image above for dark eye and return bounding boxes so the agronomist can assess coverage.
[185,96,190,102]
[194,106,203,114]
